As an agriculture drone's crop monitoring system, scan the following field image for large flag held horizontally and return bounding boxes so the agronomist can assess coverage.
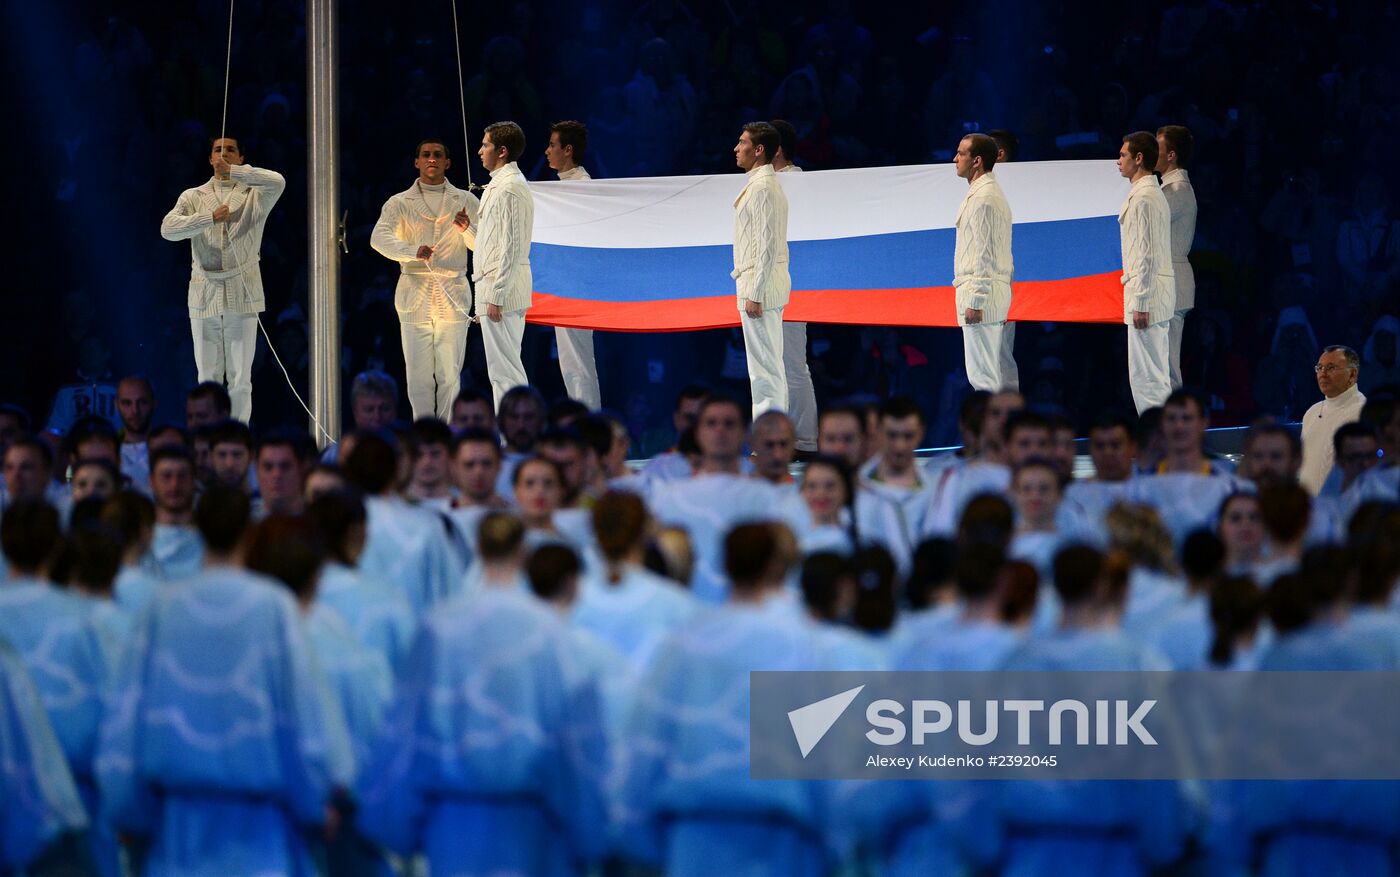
[527,161,1130,332]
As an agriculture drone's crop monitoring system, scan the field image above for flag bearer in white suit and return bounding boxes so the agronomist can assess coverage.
[1117,131,1176,414]
[770,119,818,454]
[953,133,1018,393]
[732,122,792,420]
[544,120,602,410]
[161,137,285,424]
[465,122,535,410]
[1156,125,1197,389]
[371,139,480,421]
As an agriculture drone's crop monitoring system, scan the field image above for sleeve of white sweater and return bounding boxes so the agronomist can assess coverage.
[160,189,213,241]
[370,196,419,263]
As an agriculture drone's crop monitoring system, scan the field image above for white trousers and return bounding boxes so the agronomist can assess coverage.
[191,314,258,423]
[481,309,529,411]
[1128,321,1172,414]
[741,305,787,419]
[400,318,470,421]
[962,320,1019,393]
[783,321,817,451]
[556,327,600,410]
[1168,307,1190,390]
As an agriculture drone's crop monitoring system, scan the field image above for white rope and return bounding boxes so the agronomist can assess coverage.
[449,0,474,190]
[212,0,334,442]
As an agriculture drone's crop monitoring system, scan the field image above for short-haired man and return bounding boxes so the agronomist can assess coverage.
[208,419,254,492]
[495,385,546,498]
[1300,344,1366,495]
[641,384,711,482]
[769,119,818,455]
[1240,419,1302,485]
[450,387,496,434]
[350,371,400,432]
[186,381,232,429]
[371,139,480,421]
[817,405,868,469]
[750,411,796,487]
[1125,390,1245,544]
[147,447,204,580]
[465,122,534,410]
[731,122,791,421]
[116,375,155,493]
[1332,421,1380,494]
[544,121,602,411]
[161,136,285,423]
[407,418,457,509]
[1346,397,1400,510]
[444,428,509,559]
[255,430,308,516]
[1117,131,1175,414]
[2,437,54,508]
[1060,411,1138,546]
[1156,125,1197,389]
[986,129,1019,164]
[861,397,933,566]
[953,132,1018,392]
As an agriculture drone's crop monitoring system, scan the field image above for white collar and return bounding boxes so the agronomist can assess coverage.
[968,171,996,193]
[1130,173,1161,192]
[557,165,588,181]
[746,163,776,180]
[1161,168,1190,186]
[489,162,520,182]
[1323,383,1362,407]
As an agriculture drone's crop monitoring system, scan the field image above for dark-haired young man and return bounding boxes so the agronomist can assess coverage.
[770,118,817,455]
[954,132,1018,393]
[161,136,286,424]
[465,122,535,410]
[1156,125,1197,390]
[1117,131,1175,414]
[544,120,602,411]
[371,138,480,421]
[732,122,791,423]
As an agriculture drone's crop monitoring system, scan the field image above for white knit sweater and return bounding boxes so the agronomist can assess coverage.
[953,171,1015,325]
[467,162,535,314]
[1118,174,1176,327]
[731,164,791,310]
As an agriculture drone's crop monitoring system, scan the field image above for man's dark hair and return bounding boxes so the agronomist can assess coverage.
[1122,131,1159,170]
[1258,482,1311,544]
[852,545,898,634]
[193,484,251,553]
[415,138,450,159]
[4,435,54,471]
[550,120,588,163]
[101,490,154,547]
[187,381,232,416]
[575,415,614,459]
[696,394,746,426]
[527,544,582,602]
[256,427,311,462]
[66,521,123,592]
[478,511,525,561]
[342,431,399,495]
[742,121,779,164]
[148,445,195,476]
[800,552,852,621]
[1003,410,1050,444]
[959,391,991,438]
[770,119,798,162]
[675,384,712,411]
[451,427,503,458]
[306,489,368,566]
[986,129,1019,161]
[149,424,192,450]
[1244,419,1301,460]
[725,522,778,587]
[906,537,957,610]
[0,403,33,433]
[1164,389,1207,420]
[208,418,253,450]
[0,499,61,573]
[411,417,454,450]
[1090,410,1137,437]
[484,122,526,163]
[208,136,242,153]
[1135,406,1164,446]
[65,415,121,458]
[1333,420,1380,456]
[963,133,998,171]
[1155,125,1194,168]
[879,396,924,424]
[955,541,1005,602]
[549,398,590,426]
[245,514,325,602]
[1052,544,1104,607]
[454,387,494,413]
[499,385,547,422]
[1180,529,1226,581]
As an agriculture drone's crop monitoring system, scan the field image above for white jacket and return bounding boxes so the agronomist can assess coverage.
[467,162,534,314]
[953,171,1014,325]
[731,164,791,310]
[1161,168,1197,311]
[1118,174,1176,327]
[371,179,480,323]
[160,164,285,319]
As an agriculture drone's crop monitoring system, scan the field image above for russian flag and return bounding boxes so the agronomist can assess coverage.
[527,161,1129,332]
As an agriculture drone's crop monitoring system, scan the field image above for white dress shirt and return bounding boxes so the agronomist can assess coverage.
[1118,174,1176,326]
[953,171,1014,325]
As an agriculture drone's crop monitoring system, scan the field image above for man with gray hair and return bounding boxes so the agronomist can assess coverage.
[1300,344,1366,495]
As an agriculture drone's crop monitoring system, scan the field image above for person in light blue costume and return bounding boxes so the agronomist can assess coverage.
[0,499,113,876]
[573,491,696,668]
[616,522,831,876]
[356,511,609,876]
[982,545,1191,877]
[96,485,353,877]
[923,405,1047,539]
[306,490,416,674]
[799,551,886,672]
[1105,502,1189,638]
[792,455,860,558]
[858,398,934,563]
[1252,481,1312,587]
[146,447,205,580]
[61,514,134,670]
[1058,412,1138,547]
[245,512,392,877]
[887,536,962,650]
[1144,529,1226,668]
[1123,390,1244,545]
[0,637,90,874]
[1206,560,1400,876]
[649,396,798,602]
[343,431,459,615]
[101,490,163,617]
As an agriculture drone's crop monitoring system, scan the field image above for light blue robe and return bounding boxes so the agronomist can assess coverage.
[1121,567,1189,637]
[113,564,163,618]
[980,628,1191,877]
[1010,530,1066,632]
[1123,471,1247,546]
[96,567,353,877]
[149,523,204,581]
[616,596,831,876]
[314,561,416,675]
[359,496,459,616]
[0,639,89,873]
[921,461,1010,537]
[1143,592,1212,669]
[1057,479,1134,547]
[0,578,110,872]
[573,564,697,670]
[649,474,795,602]
[356,586,609,876]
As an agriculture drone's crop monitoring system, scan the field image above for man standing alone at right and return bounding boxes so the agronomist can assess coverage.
[1117,131,1175,414]
[953,132,1017,392]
